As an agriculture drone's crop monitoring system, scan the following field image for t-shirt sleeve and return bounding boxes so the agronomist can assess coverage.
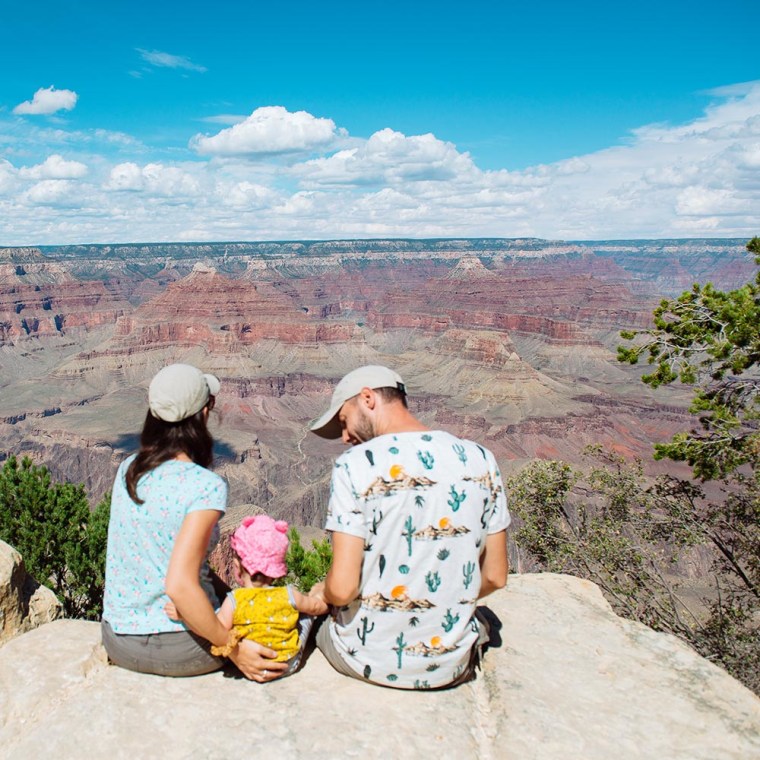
[487,459,511,534]
[187,472,227,515]
[323,459,368,540]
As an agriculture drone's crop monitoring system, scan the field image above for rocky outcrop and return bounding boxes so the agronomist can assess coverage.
[0,574,757,758]
[0,540,61,645]
[96,266,363,356]
[0,279,129,346]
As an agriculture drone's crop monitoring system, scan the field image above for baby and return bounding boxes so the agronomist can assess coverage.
[167,514,327,677]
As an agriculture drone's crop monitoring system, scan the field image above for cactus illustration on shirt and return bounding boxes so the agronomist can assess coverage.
[425,570,441,592]
[393,632,407,669]
[402,515,416,556]
[370,509,385,535]
[448,485,466,512]
[417,450,435,470]
[452,443,467,464]
[462,561,476,589]
[357,616,375,645]
[442,608,460,632]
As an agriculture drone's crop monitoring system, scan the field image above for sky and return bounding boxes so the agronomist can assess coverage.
[1,0,759,245]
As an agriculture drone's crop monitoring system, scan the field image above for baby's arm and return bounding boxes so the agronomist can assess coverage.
[216,595,234,629]
[165,599,182,621]
[290,586,329,616]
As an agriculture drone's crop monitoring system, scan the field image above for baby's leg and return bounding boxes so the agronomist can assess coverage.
[278,615,318,678]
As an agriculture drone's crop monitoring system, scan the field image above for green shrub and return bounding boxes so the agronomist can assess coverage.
[281,526,332,592]
[0,454,110,620]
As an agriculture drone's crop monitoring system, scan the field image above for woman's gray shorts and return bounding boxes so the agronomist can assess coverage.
[101,619,224,677]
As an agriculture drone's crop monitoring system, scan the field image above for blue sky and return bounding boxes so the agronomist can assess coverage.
[1,1,758,244]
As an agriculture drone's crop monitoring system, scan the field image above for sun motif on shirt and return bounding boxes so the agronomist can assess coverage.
[430,636,441,647]
[439,517,450,529]
[391,585,407,599]
[389,464,404,479]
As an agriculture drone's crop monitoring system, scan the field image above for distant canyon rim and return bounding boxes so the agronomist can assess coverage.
[0,237,754,532]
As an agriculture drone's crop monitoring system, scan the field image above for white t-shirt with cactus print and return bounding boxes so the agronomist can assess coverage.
[323,430,510,689]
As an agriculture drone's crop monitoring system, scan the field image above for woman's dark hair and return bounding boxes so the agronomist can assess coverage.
[125,398,215,504]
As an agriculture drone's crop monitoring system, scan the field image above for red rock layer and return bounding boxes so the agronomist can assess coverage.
[0,280,129,345]
[96,267,362,356]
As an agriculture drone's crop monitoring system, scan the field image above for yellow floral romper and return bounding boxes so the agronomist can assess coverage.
[230,586,300,662]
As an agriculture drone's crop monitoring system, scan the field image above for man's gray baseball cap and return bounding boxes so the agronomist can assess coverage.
[309,365,406,439]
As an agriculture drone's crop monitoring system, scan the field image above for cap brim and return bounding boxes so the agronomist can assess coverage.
[309,403,343,439]
[204,374,221,396]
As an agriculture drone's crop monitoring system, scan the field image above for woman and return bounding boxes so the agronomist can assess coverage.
[101,363,287,681]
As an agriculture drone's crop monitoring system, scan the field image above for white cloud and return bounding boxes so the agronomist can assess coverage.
[294,128,476,186]
[0,159,17,195]
[104,161,202,198]
[3,81,760,243]
[106,162,144,191]
[23,179,78,206]
[191,106,342,156]
[136,49,206,73]
[19,154,88,180]
[222,181,278,208]
[13,86,78,116]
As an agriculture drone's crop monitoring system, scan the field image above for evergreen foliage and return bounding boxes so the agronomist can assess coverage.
[0,454,110,620]
[617,236,760,480]
[281,526,332,592]
[511,238,760,693]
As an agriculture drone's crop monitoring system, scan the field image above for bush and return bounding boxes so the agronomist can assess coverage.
[0,454,110,620]
[508,448,759,694]
[282,527,332,592]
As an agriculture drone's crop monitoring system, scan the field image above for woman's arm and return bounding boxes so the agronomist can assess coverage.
[165,510,232,647]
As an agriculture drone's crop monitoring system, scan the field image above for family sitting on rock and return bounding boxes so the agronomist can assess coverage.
[101,362,510,689]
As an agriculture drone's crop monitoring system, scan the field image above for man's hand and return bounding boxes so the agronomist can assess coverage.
[309,581,326,602]
[229,638,289,683]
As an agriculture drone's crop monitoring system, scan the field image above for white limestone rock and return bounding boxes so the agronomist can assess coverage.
[0,574,758,759]
[0,540,61,645]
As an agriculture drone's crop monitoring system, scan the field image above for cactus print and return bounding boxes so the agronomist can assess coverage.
[322,429,511,689]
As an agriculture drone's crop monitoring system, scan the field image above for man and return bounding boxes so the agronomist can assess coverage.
[310,365,510,689]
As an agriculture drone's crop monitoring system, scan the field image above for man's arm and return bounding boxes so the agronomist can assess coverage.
[323,532,365,607]
[478,530,509,599]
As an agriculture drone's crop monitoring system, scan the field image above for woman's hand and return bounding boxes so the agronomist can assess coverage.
[229,639,289,682]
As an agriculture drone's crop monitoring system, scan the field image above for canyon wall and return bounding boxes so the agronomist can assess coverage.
[0,238,752,524]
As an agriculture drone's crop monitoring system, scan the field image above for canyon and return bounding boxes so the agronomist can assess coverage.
[0,238,754,528]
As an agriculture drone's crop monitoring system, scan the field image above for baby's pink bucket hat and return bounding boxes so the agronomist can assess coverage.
[230,514,289,579]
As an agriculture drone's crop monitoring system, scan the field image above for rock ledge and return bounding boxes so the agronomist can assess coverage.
[0,574,758,759]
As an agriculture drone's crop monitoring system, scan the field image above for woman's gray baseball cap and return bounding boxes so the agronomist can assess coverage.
[148,363,221,422]
[309,365,406,439]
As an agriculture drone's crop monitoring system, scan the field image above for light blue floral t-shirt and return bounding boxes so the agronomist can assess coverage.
[103,455,227,634]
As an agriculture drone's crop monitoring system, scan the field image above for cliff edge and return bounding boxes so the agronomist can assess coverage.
[1,567,758,759]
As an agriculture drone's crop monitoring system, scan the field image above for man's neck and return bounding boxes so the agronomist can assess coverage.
[373,409,430,438]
